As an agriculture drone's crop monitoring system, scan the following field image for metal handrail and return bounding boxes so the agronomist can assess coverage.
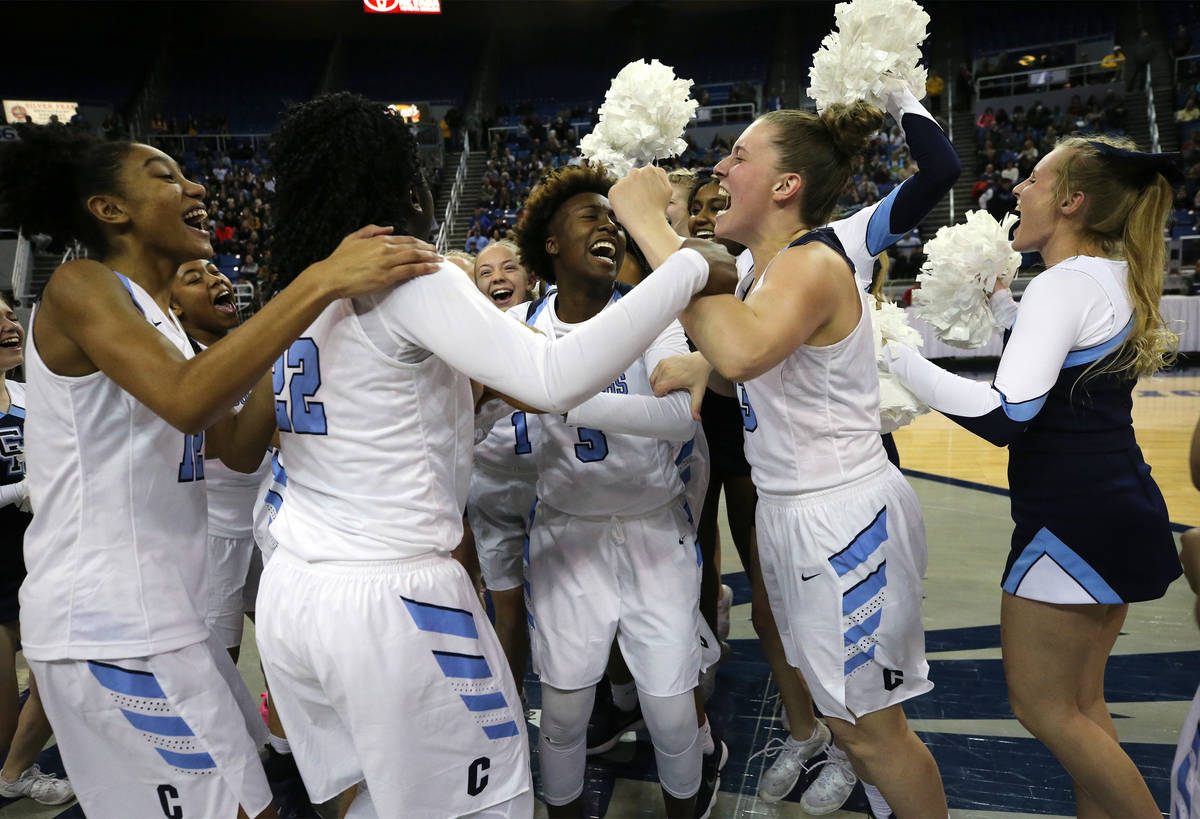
[1146,66,1160,154]
[10,231,30,302]
[975,58,1112,98]
[435,130,471,254]
[946,64,956,223]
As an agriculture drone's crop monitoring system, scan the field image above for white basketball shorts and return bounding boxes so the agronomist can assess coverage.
[756,465,932,723]
[31,634,270,818]
[467,466,537,593]
[255,548,531,817]
[525,497,704,697]
[205,534,259,650]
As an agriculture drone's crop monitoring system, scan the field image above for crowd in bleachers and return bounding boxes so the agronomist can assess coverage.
[465,102,926,267]
[970,94,1128,223]
[161,142,276,292]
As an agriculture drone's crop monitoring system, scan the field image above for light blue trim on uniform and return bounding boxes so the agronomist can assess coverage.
[1061,317,1134,368]
[829,508,888,578]
[270,453,288,486]
[483,721,521,740]
[844,644,876,675]
[1177,726,1200,816]
[996,387,1048,423]
[155,748,217,770]
[432,651,492,679]
[113,272,146,316]
[865,179,910,256]
[264,490,283,513]
[5,403,24,420]
[119,709,194,737]
[1002,527,1122,604]
[525,297,550,326]
[401,597,478,639]
[460,692,509,712]
[1177,734,1195,817]
[844,608,883,648]
[88,662,166,699]
[679,466,692,485]
[842,562,888,616]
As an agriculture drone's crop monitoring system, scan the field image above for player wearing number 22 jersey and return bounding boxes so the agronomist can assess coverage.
[255,242,715,818]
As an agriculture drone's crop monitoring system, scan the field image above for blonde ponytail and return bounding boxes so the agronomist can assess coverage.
[1053,135,1179,378]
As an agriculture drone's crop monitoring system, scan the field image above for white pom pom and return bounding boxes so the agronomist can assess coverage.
[870,298,928,432]
[912,210,1021,349]
[579,58,698,178]
[808,0,930,112]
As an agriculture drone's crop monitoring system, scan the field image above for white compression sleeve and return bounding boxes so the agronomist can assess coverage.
[564,320,694,441]
[378,248,709,413]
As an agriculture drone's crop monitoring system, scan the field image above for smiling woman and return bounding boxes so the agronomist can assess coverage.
[0,123,440,818]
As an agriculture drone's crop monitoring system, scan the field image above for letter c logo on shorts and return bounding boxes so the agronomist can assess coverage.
[883,668,904,691]
[157,784,183,819]
[468,756,490,796]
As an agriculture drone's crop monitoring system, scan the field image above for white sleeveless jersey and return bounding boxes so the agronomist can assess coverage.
[194,340,272,539]
[526,290,689,516]
[474,400,538,477]
[21,273,209,661]
[269,252,708,562]
[740,271,888,496]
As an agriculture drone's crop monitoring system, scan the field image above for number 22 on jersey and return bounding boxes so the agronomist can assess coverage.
[273,337,328,435]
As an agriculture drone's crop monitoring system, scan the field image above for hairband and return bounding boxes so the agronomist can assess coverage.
[1086,140,1185,186]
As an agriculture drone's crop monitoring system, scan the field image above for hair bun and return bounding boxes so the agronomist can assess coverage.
[820,101,885,158]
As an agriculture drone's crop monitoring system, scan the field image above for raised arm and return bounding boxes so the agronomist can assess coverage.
[382,248,722,413]
[37,229,441,434]
[830,88,961,285]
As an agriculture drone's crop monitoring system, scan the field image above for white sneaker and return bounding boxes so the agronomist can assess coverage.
[751,720,832,803]
[0,764,74,805]
[800,743,857,815]
[716,584,733,642]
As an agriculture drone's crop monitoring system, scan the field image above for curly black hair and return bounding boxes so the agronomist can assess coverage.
[514,164,615,284]
[0,125,132,256]
[269,92,424,287]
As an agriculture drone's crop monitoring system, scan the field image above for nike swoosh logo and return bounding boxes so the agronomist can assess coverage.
[152,321,163,327]
[802,572,820,581]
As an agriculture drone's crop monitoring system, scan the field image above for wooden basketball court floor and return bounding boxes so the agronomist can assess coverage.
[5,367,1199,818]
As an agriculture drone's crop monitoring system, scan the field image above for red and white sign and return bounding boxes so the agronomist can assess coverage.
[3,99,79,125]
[363,0,440,12]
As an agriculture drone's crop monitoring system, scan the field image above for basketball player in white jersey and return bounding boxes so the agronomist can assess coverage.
[0,122,441,818]
[612,103,948,814]
[467,240,540,697]
[654,87,959,815]
[253,94,734,818]
[510,164,714,818]
[170,260,271,663]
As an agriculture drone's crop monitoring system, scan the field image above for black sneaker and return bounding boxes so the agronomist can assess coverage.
[263,747,320,819]
[585,687,645,755]
[694,737,728,819]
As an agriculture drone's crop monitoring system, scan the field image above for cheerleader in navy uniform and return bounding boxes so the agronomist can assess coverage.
[884,136,1183,816]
